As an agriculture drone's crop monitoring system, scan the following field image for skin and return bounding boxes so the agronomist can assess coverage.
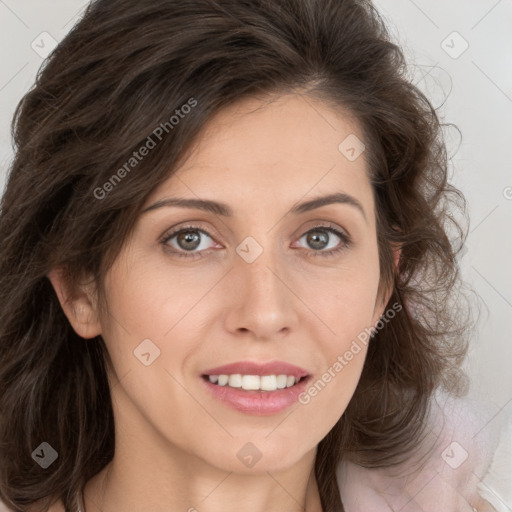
[48,92,396,512]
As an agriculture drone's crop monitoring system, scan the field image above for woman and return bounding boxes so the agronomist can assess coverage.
[0,0,505,511]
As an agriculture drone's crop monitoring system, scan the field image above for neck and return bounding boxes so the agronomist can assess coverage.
[82,451,323,512]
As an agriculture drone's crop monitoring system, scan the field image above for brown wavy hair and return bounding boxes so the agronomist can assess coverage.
[0,0,473,510]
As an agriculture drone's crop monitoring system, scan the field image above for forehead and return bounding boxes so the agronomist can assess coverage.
[145,94,374,219]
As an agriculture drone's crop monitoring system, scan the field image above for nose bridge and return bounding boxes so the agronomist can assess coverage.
[237,233,283,300]
[224,232,298,338]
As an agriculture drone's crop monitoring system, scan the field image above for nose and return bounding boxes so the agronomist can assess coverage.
[223,245,300,341]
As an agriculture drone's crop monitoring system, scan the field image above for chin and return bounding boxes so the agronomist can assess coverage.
[202,436,316,475]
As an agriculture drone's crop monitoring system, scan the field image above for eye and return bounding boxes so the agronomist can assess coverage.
[294,223,352,257]
[160,222,352,259]
[161,225,217,259]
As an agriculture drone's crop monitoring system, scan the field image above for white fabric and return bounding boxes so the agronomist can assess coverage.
[477,412,512,512]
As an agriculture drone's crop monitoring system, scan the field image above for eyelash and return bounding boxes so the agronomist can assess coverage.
[160,223,352,260]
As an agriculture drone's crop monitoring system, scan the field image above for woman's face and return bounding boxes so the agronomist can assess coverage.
[95,93,391,473]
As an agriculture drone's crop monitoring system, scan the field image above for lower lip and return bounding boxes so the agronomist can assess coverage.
[200,376,311,416]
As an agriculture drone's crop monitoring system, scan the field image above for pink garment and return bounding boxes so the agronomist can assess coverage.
[337,391,512,511]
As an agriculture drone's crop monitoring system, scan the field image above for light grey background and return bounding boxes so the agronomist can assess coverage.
[1,1,511,423]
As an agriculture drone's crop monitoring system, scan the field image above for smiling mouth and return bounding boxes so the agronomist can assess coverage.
[201,374,309,392]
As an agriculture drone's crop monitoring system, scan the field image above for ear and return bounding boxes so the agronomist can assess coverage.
[371,244,402,324]
[47,266,102,339]
[394,245,401,270]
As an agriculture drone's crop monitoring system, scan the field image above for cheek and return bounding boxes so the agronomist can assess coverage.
[98,251,218,407]
[296,255,380,418]
[101,250,211,343]
[97,260,206,448]
[295,304,374,443]
[298,343,369,434]
[307,251,381,340]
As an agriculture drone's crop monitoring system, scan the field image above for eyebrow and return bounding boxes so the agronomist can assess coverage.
[142,192,367,222]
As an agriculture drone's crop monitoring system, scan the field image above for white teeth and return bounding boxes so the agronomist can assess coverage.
[207,374,301,391]
[217,375,229,386]
[260,375,276,391]
[276,374,288,389]
[228,374,242,387]
[242,375,260,390]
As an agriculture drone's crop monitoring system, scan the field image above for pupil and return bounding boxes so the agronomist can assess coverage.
[308,230,328,250]
[178,230,200,250]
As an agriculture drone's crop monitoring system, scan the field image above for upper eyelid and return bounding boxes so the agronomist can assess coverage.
[161,225,214,243]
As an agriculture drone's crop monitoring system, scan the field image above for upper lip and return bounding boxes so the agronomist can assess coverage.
[201,361,310,380]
